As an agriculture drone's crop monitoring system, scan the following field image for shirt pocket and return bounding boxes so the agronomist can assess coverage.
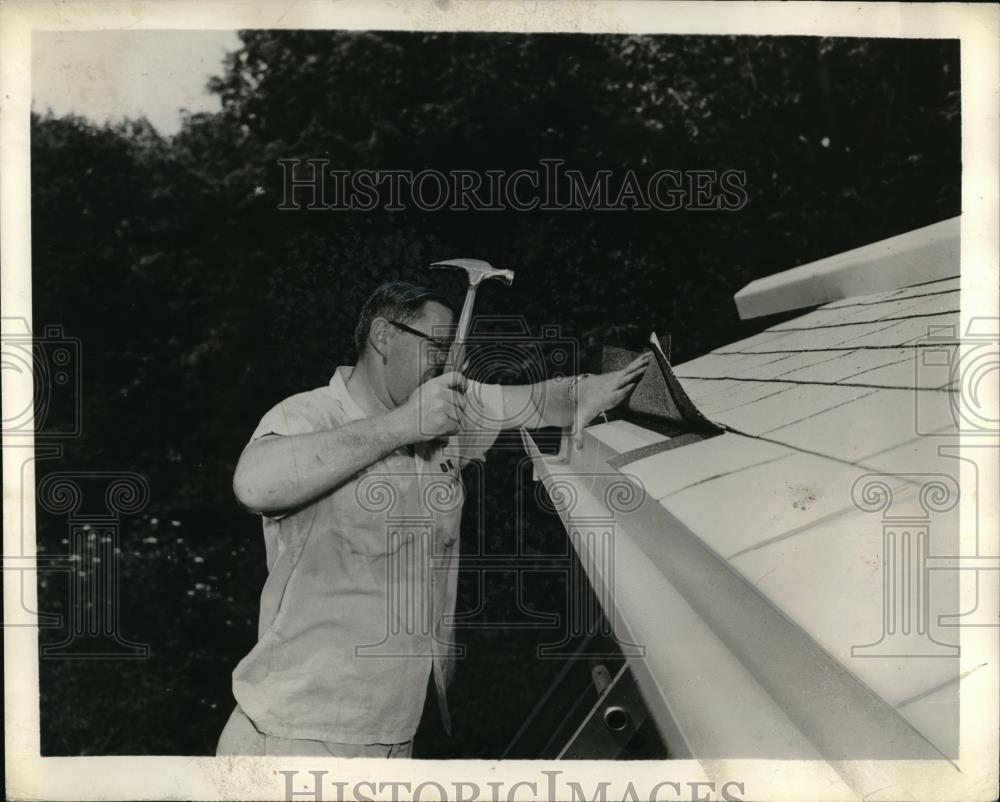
[338,461,420,558]
[426,473,465,549]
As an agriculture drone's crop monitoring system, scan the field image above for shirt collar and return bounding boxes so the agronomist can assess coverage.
[330,365,425,473]
[328,365,370,423]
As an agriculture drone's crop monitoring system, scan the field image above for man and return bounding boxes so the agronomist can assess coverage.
[216,281,651,757]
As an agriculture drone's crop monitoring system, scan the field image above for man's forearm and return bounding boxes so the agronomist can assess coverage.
[510,354,651,432]
[498,376,594,430]
[530,375,586,428]
[233,409,415,515]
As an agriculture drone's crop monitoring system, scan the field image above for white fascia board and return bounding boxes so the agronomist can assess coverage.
[735,217,960,320]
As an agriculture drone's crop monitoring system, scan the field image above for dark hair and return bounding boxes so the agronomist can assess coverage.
[354,281,458,357]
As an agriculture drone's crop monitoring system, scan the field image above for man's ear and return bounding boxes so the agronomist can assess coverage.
[369,316,390,358]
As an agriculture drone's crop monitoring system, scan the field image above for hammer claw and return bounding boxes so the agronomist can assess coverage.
[431,258,514,287]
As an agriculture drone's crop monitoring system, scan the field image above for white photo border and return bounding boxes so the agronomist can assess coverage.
[3,2,998,800]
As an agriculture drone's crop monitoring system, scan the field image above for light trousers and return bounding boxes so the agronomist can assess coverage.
[215,704,413,758]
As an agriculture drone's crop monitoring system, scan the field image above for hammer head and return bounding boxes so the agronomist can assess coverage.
[430,258,514,288]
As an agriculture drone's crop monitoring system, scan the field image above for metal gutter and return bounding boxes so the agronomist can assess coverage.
[521,424,953,796]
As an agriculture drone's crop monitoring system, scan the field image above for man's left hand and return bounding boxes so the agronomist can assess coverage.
[572,352,653,450]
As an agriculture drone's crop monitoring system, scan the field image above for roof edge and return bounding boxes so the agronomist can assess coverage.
[734,216,960,320]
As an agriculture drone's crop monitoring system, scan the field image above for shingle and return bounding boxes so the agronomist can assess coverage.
[778,321,901,349]
[829,286,944,308]
[859,430,962,480]
[889,276,961,299]
[809,291,958,326]
[674,351,790,380]
[660,449,870,559]
[846,355,924,388]
[694,380,798,417]
[772,347,916,385]
[602,344,673,419]
[604,341,718,429]
[714,328,799,353]
[749,350,860,381]
[874,292,959,319]
[835,315,951,348]
[812,287,902,309]
[676,377,737,404]
[619,432,793,501]
[728,502,959,707]
[719,383,877,436]
[745,351,866,382]
[767,305,858,331]
[763,388,957,462]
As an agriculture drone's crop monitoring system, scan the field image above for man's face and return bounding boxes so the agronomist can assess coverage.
[382,301,456,405]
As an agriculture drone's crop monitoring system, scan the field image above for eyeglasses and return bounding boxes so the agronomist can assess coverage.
[387,319,455,364]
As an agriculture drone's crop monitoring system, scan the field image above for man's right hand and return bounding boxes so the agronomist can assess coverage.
[398,371,468,442]
[234,371,470,515]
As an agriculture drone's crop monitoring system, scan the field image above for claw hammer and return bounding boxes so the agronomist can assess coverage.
[424,258,514,471]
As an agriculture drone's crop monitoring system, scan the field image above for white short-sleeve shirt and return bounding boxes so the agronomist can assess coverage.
[231,366,504,743]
